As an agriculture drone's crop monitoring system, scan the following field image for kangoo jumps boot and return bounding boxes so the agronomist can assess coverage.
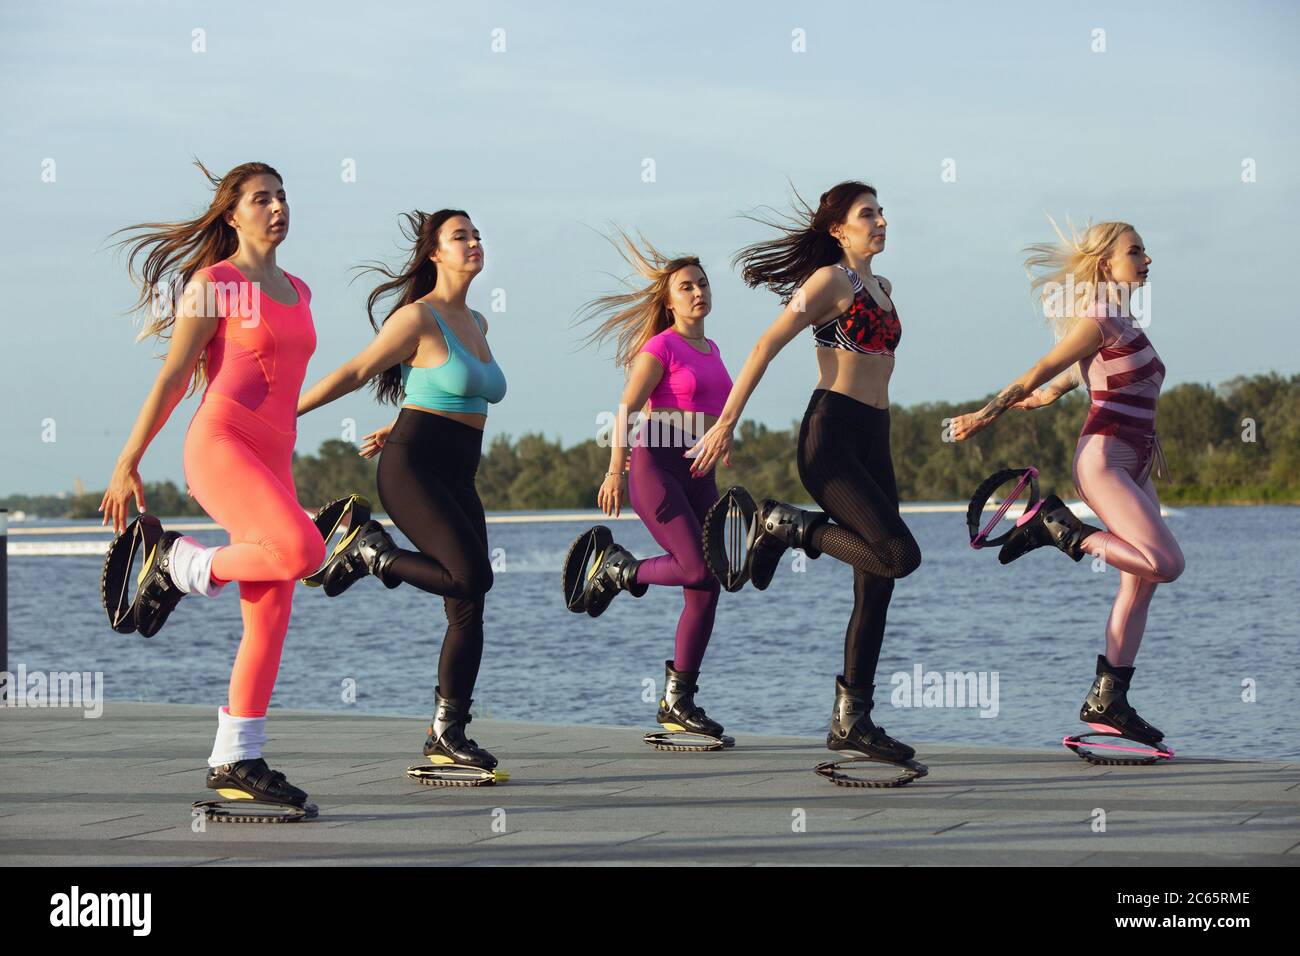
[826,676,916,764]
[998,494,1100,565]
[657,660,725,739]
[1079,655,1164,745]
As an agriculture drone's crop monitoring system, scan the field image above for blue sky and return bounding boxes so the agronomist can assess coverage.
[2,0,1297,494]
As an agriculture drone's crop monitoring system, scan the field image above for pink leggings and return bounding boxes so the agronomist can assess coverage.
[1072,434,1185,666]
[184,396,326,718]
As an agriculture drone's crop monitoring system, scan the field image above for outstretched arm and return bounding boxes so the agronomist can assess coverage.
[297,305,423,417]
[1016,367,1081,410]
[950,319,1102,441]
[686,267,848,475]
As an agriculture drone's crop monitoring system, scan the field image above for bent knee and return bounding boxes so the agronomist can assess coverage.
[1151,549,1184,584]
[685,571,721,595]
[284,532,327,580]
[680,554,714,589]
[455,561,494,596]
[888,539,922,579]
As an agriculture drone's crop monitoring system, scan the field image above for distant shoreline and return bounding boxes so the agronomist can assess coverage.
[2,498,1295,531]
[9,500,1297,538]
[9,372,1298,517]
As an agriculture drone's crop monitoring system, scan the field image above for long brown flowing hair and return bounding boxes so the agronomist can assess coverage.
[356,209,470,406]
[576,227,706,370]
[110,159,283,394]
[731,180,877,301]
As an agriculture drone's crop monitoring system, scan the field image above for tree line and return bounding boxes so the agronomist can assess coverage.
[7,373,1293,521]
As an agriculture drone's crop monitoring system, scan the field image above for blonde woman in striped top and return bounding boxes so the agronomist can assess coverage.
[951,219,1184,748]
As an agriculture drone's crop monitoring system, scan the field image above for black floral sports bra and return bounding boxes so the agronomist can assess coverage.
[812,265,901,356]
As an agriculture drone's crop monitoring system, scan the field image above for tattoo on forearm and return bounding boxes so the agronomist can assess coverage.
[976,384,1025,423]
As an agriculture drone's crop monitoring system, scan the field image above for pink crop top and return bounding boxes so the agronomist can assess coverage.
[639,327,733,416]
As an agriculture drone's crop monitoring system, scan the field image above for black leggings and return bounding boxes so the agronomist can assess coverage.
[376,409,494,702]
[796,389,921,686]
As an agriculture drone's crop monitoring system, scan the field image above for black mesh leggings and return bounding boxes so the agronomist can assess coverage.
[796,389,921,686]
[376,409,495,702]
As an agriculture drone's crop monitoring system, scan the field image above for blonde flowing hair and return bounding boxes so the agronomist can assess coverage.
[576,227,706,370]
[1023,215,1135,343]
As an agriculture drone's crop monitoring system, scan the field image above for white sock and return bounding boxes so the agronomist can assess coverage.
[168,535,226,597]
[207,706,267,767]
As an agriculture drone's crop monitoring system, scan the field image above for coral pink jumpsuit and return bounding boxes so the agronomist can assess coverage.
[182,260,326,717]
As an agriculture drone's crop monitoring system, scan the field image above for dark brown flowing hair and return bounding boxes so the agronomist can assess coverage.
[110,159,283,393]
[575,227,706,370]
[731,180,878,301]
[357,209,470,406]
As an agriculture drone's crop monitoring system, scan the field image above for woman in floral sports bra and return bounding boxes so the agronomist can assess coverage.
[812,262,902,354]
[687,182,925,779]
[951,220,1184,752]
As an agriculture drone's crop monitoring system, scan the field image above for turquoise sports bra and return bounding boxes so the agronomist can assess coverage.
[401,304,508,415]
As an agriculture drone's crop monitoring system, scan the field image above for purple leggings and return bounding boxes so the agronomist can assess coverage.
[627,425,721,672]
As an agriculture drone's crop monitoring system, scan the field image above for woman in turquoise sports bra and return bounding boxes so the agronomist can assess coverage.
[297,208,507,776]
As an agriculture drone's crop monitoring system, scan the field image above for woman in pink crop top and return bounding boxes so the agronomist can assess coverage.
[563,229,735,747]
[951,219,1184,751]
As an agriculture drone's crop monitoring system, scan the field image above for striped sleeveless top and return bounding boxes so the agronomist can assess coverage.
[1078,300,1165,446]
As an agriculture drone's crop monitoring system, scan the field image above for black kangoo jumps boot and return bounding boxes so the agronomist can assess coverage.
[747,499,830,590]
[1079,655,1164,744]
[998,494,1100,565]
[826,676,916,764]
[424,689,499,770]
[657,660,725,739]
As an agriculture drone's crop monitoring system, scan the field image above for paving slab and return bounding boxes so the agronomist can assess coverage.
[1,703,1296,866]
